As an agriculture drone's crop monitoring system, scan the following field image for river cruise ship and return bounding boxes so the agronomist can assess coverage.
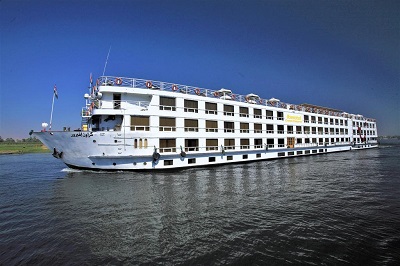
[33,76,378,170]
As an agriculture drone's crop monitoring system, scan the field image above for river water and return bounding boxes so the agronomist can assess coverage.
[1,146,399,265]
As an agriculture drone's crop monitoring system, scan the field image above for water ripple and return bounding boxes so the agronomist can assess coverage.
[1,148,400,264]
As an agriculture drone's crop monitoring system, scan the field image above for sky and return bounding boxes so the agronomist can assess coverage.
[1,0,399,139]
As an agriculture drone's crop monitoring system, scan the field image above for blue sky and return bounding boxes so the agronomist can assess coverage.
[1,0,399,139]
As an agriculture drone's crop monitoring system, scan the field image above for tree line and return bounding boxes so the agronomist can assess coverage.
[0,136,41,143]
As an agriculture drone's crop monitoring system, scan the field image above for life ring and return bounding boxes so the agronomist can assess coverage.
[231,94,236,100]
[213,91,219,97]
[172,85,178,91]
[194,88,200,95]
[146,81,152,88]
[115,78,122,85]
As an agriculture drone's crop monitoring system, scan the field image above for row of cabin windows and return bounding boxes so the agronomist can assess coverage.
[353,121,376,128]
[158,137,349,153]
[353,129,376,135]
[131,116,349,135]
[163,149,337,166]
[159,97,351,123]
[159,138,261,152]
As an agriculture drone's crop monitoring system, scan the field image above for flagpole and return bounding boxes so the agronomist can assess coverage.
[49,91,55,130]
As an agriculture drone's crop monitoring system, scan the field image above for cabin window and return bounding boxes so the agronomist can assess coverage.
[256,153,261,158]
[266,110,273,120]
[287,126,293,134]
[113,94,121,109]
[277,125,284,134]
[206,120,218,132]
[267,138,274,148]
[318,117,323,124]
[209,157,216,162]
[324,118,329,124]
[184,119,198,132]
[159,139,176,153]
[205,102,217,114]
[130,116,150,131]
[227,156,233,161]
[206,139,218,151]
[185,139,199,151]
[304,115,309,123]
[239,107,249,117]
[223,105,234,116]
[304,126,310,134]
[311,116,316,123]
[278,138,285,147]
[159,96,176,111]
[159,117,176,131]
[184,100,198,113]
[254,108,262,118]
[240,139,250,149]
[254,123,262,133]
[164,160,173,166]
[296,126,302,134]
[224,139,235,150]
[255,138,262,148]
[266,124,274,134]
[318,127,323,134]
[243,155,248,159]
[224,122,234,133]
[188,158,196,164]
[312,127,316,134]
[297,138,302,144]
[277,112,284,120]
[240,123,249,133]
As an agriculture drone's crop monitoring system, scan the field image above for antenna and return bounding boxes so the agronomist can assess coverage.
[102,46,111,76]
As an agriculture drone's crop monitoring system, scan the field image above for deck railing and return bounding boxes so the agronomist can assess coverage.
[92,76,376,121]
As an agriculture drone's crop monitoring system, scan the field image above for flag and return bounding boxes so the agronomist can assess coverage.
[53,84,58,99]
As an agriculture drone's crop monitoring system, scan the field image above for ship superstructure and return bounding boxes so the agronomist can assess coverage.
[33,76,378,170]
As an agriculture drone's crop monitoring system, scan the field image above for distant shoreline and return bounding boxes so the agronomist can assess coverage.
[0,143,49,155]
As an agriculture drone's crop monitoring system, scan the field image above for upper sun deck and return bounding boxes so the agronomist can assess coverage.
[89,76,375,122]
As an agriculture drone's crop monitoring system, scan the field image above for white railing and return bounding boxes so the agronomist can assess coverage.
[92,76,377,121]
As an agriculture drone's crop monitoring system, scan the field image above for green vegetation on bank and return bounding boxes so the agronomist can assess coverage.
[0,136,49,154]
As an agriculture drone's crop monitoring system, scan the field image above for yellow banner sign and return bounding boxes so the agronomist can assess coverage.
[285,114,303,123]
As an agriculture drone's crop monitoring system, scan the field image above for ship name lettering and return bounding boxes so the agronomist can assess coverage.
[71,132,93,138]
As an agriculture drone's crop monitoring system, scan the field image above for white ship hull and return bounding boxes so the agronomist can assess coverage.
[33,76,378,171]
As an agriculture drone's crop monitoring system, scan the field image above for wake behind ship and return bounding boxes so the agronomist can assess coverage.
[33,76,378,170]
